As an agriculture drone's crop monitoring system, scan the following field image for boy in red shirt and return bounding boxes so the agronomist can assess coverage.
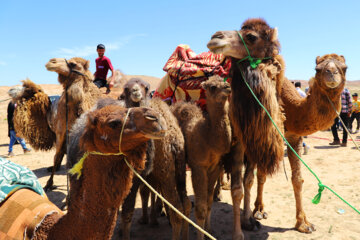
[93,44,115,94]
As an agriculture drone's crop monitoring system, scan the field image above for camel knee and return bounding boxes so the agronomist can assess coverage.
[195,204,207,220]
[231,187,244,202]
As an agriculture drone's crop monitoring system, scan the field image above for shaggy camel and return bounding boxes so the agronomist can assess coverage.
[207,18,285,239]
[14,57,124,191]
[119,77,191,240]
[0,104,167,239]
[171,75,232,240]
[207,19,347,237]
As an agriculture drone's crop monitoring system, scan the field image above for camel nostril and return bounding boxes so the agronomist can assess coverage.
[211,32,224,39]
[145,115,157,121]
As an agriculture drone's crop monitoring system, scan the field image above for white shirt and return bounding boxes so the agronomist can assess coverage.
[296,87,306,98]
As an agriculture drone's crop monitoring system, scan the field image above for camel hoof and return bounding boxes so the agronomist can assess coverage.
[253,211,268,220]
[213,194,221,202]
[241,217,261,231]
[221,181,231,190]
[296,222,316,233]
[44,182,57,192]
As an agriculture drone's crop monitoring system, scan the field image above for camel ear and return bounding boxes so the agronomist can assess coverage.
[88,112,98,126]
[84,60,90,70]
[118,91,125,100]
[316,56,321,65]
[339,55,346,63]
[271,28,278,42]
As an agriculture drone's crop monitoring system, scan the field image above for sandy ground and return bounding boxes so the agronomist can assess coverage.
[0,82,359,240]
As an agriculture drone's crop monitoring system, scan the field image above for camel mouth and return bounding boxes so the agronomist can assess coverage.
[207,40,228,54]
[141,130,166,139]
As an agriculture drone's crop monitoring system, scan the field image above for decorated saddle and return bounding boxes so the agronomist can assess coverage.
[0,158,63,240]
[153,44,231,109]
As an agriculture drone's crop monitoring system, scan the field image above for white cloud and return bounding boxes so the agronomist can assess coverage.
[53,34,146,58]
[0,61,6,66]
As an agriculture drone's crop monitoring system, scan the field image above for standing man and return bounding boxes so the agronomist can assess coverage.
[329,88,352,147]
[93,44,115,94]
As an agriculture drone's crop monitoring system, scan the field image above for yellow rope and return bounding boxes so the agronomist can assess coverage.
[68,107,216,239]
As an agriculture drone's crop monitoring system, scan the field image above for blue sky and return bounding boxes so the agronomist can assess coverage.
[0,0,359,86]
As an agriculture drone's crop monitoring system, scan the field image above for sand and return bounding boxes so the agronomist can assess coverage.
[0,81,359,240]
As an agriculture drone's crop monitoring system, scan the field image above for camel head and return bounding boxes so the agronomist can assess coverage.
[201,75,231,103]
[18,78,45,100]
[207,18,280,60]
[315,54,347,89]
[81,105,166,154]
[119,78,150,107]
[45,57,92,84]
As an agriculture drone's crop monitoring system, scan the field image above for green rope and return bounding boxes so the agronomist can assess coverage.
[238,69,360,214]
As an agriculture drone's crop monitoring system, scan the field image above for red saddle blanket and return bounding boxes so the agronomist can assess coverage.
[153,44,231,108]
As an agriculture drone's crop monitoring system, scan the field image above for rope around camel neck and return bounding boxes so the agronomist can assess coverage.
[68,108,217,240]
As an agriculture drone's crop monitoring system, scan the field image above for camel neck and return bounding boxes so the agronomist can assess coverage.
[47,155,134,239]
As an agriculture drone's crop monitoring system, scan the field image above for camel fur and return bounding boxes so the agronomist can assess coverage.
[0,104,167,239]
[171,75,232,240]
[119,78,191,240]
[207,18,285,240]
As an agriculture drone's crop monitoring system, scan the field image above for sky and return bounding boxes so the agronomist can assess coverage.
[0,0,360,87]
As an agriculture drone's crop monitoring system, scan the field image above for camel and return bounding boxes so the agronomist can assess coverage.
[119,77,191,240]
[0,104,167,239]
[207,18,286,239]
[171,75,232,240]
[207,18,347,238]
[14,57,124,191]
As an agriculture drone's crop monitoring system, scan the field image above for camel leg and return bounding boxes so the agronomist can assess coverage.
[191,167,208,240]
[241,160,260,230]
[139,183,150,225]
[44,136,65,192]
[213,169,223,202]
[286,133,316,233]
[120,177,142,240]
[230,143,245,240]
[205,166,222,232]
[253,168,268,220]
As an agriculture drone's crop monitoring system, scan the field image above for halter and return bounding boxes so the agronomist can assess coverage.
[69,108,132,179]
[64,58,86,77]
[236,31,272,69]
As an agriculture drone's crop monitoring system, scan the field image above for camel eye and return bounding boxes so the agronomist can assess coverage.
[246,34,257,43]
[108,120,122,129]
[69,62,77,68]
[210,86,217,92]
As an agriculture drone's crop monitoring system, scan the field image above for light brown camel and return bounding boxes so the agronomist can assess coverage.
[171,75,232,240]
[0,104,167,239]
[207,19,347,237]
[14,57,115,191]
[119,77,191,240]
[207,18,285,240]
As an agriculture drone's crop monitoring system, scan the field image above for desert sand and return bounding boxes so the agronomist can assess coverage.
[0,79,359,240]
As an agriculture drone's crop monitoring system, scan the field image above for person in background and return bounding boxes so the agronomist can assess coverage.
[7,87,31,157]
[329,88,352,147]
[295,82,310,154]
[93,44,115,94]
[350,92,360,133]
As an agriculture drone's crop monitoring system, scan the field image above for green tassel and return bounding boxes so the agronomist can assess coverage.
[250,59,262,69]
[312,183,325,204]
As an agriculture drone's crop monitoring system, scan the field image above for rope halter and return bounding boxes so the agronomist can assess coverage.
[69,108,132,179]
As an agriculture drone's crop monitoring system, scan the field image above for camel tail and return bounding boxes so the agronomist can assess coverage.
[14,80,56,151]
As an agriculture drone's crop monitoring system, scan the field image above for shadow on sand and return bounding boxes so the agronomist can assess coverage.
[111,195,293,240]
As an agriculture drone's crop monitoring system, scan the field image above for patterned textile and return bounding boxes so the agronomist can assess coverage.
[0,188,63,240]
[0,158,45,203]
[341,88,352,114]
[153,44,231,108]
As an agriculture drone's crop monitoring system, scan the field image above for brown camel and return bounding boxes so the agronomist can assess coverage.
[207,19,347,237]
[0,104,167,239]
[207,18,285,239]
[14,57,111,191]
[171,75,232,240]
[119,77,191,240]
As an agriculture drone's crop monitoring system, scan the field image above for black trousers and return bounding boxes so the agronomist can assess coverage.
[331,112,350,143]
[93,78,109,89]
[350,112,360,130]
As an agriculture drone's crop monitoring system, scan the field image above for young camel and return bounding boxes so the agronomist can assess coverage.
[207,19,347,237]
[119,78,191,240]
[0,104,167,239]
[171,75,232,240]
